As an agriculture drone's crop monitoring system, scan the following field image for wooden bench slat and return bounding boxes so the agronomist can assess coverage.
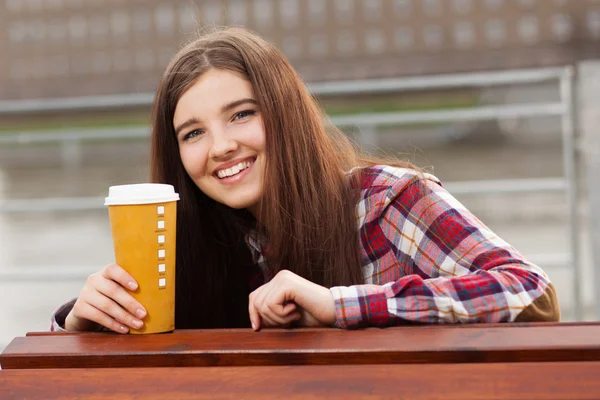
[3,324,600,369]
[1,362,599,399]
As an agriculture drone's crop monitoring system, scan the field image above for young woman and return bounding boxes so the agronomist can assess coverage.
[52,27,559,334]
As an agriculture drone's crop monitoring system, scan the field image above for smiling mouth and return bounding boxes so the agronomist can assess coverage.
[215,158,255,180]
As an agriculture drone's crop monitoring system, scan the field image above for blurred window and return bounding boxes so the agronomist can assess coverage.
[155,5,175,35]
[112,49,132,72]
[70,56,89,76]
[135,49,155,71]
[485,19,506,45]
[110,11,130,39]
[68,15,87,43]
[484,0,503,10]
[227,0,247,25]
[453,21,475,48]
[364,0,383,21]
[30,57,47,78]
[422,0,441,16]
[588,10,600,39]
[9,60,27,80]
[307,0,326,26]
[517,15,538,44]
[47,21,67,43]
[158,47,175,67]
[423,25,443,48]
[393,0,412,16]
[49,55,69,77]
[518,0,535,8]
[91,51,111,74]
[552,13,572,42]
[280,0,299,28]
[27,0,43,11]
[5,0,23,12]
[452,0,472,14]
[365,29,385,54]
[335,0,354,24]
[8,23,27,44]
[282,35,301,59]
[178,3,198,33]
[336,30,357,54]
[133,10,152,35]
[253,0,273,27]
[30,21,45,43]
[89,15,109,43]
[203,1,221,25]
[309,34,328,57]
[394,27,413,50]
[45,0,63,9]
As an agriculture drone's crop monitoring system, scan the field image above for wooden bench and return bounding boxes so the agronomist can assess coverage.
[2,322,600,399]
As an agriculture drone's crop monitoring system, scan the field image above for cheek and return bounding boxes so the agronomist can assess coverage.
[247,120,266,150]
[179,144,208,178]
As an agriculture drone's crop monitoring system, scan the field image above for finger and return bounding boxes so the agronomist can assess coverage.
[260,301,296,327]
[72,301,130,334]
[250,292,280,328]
[281,302,297,317]
[256,311,279,327]
[84,288,144,330]
[93,275,147,320]
[248,292,261,331]
[101,263,139,292]
[282,312,302,326]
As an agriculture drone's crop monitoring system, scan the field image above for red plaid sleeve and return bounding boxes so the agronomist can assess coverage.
[330,166,555,329]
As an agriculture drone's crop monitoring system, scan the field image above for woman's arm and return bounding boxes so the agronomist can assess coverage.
[330,176,560,329]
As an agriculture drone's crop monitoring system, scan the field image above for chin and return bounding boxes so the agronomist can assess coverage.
[223,197,260,210]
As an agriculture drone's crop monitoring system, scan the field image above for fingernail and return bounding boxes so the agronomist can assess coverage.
[120,325,128,333]
[136,309,146,318]
[133,319,143,328]
[128,281,138,290]
[251,322,256,330]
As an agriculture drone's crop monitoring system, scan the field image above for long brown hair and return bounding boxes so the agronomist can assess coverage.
[150,27,416,328]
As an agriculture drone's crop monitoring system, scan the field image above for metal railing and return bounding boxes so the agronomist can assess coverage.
[0,67,583,318]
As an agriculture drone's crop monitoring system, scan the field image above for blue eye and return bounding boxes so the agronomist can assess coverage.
[183,129,203,142]
[233,110,256,120]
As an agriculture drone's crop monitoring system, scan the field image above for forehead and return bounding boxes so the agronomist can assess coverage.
[173,69,254,123]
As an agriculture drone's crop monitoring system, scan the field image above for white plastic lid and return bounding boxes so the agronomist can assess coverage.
[105,184,180,206]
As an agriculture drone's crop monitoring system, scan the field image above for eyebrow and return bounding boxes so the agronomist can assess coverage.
[174,98,258,136]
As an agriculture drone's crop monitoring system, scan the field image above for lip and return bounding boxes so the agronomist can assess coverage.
[213,157,256,174]
[213,156,256,184]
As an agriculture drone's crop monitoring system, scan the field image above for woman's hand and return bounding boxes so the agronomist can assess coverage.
[248,270,336,331]
[65,263,147,334]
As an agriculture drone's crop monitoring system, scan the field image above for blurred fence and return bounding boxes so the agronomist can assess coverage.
[0,67,585,319]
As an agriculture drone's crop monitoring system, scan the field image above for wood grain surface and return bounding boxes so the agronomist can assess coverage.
[2,323,600,369]
[2,362,599,399]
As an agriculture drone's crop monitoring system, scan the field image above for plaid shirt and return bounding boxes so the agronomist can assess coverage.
[246,165,556,329]
[52,165,556,331]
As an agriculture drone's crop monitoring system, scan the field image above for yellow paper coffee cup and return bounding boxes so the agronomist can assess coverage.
[105,184,179,334]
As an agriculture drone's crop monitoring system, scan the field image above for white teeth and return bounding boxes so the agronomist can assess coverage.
[217,160,253,179]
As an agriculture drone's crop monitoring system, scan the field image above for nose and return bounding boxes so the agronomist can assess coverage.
[208,128,238,159]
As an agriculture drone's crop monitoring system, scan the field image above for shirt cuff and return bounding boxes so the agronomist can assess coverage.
[51,298,77,332]
[330,284,392,329]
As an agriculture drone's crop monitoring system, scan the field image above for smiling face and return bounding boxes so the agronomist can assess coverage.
[173,69,266,214]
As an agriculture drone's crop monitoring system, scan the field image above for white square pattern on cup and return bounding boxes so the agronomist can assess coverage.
[157,220,165,229]
[158,234,165,244]
[157,205,165,215]
[158,249,165,259]
[158,263,166,273]
[159,278,166,288]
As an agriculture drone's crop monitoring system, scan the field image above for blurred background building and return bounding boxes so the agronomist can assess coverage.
[2,0,600,99]
[1,0,599,351]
